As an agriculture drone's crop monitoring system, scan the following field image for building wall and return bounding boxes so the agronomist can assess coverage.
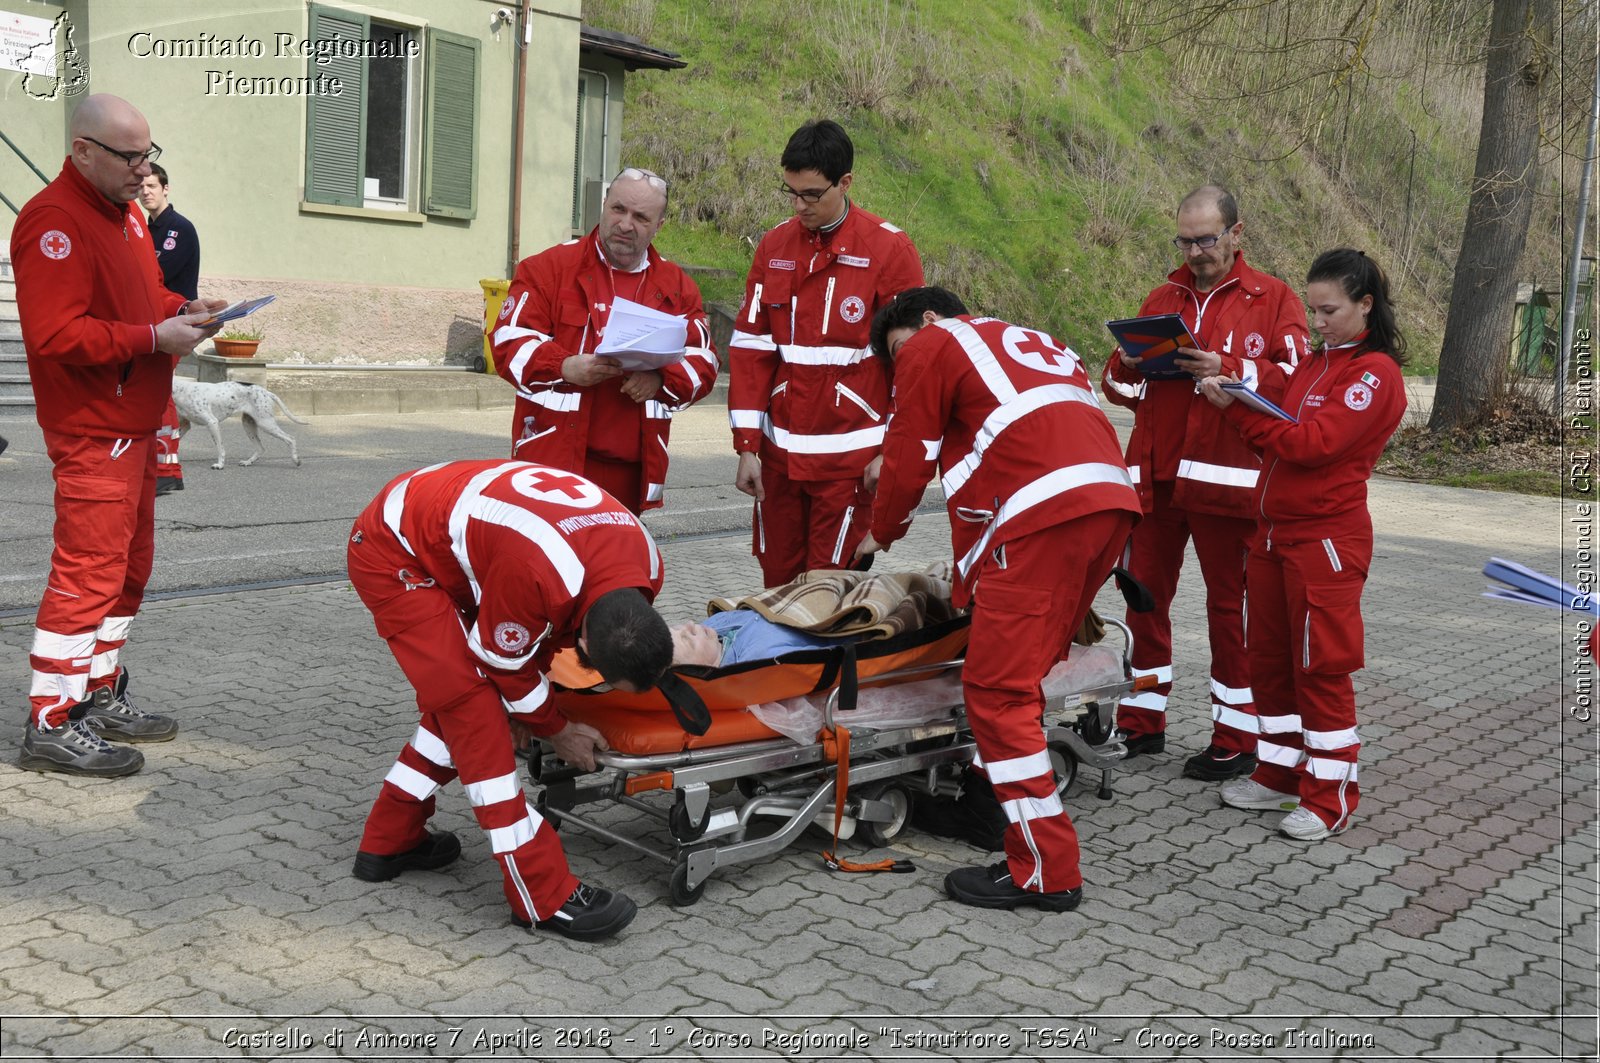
[1,0,586,361]
[0,0,70,212]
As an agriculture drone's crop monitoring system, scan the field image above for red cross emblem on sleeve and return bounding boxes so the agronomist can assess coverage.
[40,230,71,260]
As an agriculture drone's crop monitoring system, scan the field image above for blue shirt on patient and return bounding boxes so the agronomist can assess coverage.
[705,610,851,666]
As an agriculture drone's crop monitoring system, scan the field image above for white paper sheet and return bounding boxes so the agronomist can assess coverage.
[594,296,688,371]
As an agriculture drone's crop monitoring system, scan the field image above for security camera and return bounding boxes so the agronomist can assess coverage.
[493,7,514,26]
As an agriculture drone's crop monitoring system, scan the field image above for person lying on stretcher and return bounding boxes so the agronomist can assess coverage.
[670,611,854,668]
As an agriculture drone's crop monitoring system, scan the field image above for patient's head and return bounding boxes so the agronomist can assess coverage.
[578,588,673,692]
[670,621,724,668]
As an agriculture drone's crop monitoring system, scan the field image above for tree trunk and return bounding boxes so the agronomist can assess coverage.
[1430,0,1555,432]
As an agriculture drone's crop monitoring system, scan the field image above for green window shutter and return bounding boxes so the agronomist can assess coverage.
[304,4,368,207]
[570,77,587,229]
[423,27,479,219]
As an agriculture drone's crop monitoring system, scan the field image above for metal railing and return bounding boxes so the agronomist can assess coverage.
[1,128,49,216]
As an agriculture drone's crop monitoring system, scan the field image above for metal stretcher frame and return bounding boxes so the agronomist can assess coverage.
[530,618,1151,906]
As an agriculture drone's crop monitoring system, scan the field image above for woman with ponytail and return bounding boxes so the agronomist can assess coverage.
[1197,248,1408,840]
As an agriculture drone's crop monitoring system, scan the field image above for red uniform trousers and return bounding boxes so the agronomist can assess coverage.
[1116,480,1257,753]
[1244,531,1368,830]
[964,511,1133,894]
[582,454,643,518]
[29,431,156,729]
[155,397,182,483]
[753,463,870,588]
[348,529,579,924]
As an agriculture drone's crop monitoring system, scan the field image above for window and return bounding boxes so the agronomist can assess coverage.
[304,4,479,219]
[571,68,610,232]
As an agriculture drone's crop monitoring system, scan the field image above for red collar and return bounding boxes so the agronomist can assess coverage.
[56,158,128,223]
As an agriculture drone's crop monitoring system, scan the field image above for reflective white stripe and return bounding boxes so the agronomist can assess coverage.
[1175,459,1259,489]
[1304,725,1359,750]
[1128,464,1142,485]
[641,521,661,582]
[730,329,776,351]
[31,628,97,661]
[956,463,1136,579]
[1257,740,1303,768]
[764,422,886,455]
[493,322,548,350]
[830,505,853,565]
[1209,677,1252,704]
[921,438,941,461]
[1258,714,1304,734]
[381,472,421,555]
[1001,793,1064,823]
[935,318,1018,404]
[464,771,522,807]
[1213,703,1260,734]
[1135,664,1173,683]
[779,343,871,366]
[469,621,545,671]
[487,815,537,855]
[879,221,902,233]
[29,670,86,702]
[970,750,986,770]
[1239,360,1260,389]
[448,464,584,605]
[645,481,665,502]
[985,749,1053,785]
[1284,333,1300,366]
[1307,757,1359,781]
[507,337,552,383]
[503,674,550,715]
[87,651,117,680]
[410,725,453,768]
[729,409,765,430]
[644,400,672,421]
[940,382,1101,497]
[835,383,881,421]
[1103,373,1144,401]
[514,389,582,413]
[1322,538,1343,572]
[1119,691,1167,713]
[385,761,441,801]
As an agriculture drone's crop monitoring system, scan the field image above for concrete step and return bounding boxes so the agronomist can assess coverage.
[0,395,35,408]
[0,320,19,340]
[0,279,15,303]
[0,338,23,358]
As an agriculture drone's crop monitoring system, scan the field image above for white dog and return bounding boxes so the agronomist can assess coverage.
[171,378,306,469]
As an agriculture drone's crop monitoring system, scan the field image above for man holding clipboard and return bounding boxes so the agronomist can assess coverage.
[1099,185,1308,781]
[490,168,717,514]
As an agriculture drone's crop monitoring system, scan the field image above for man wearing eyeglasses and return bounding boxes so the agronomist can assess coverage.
[1100,185,1308,782]
[728,119,924,587]
[491,167,716,515]
[10,94,226,778]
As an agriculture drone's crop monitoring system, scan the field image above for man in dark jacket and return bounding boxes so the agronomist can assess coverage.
[138,161,200,495]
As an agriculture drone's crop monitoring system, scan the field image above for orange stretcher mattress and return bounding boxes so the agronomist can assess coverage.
[550,615,971,755]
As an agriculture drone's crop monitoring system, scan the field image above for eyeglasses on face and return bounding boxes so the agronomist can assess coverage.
[82,136,162,168]
[1173,230,1227,251]
[780,181,836,204]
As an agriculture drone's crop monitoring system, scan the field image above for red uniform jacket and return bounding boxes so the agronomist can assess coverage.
[1101,254,1308,518]
[871,316,1142,604]
[490,230,716,511]
[11,159,187,436]
[366,460,664,736]
[728,204,924,481]
[1225,339,1407,544]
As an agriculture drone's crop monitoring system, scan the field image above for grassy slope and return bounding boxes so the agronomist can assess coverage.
[588,0,1559,377]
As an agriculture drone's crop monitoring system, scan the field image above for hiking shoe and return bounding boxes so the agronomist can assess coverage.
[1119,731,1165,759]
[19,716,144,777]
[518,882,637,941]
[944,861,1082,912]
[353,830,462,882]
[1280,806,1347,841]
[83,670,178,743]
[1220,778,1300,812]
[912,772,1007,851]
[155,478,183,496]
[1182,745,1258,781]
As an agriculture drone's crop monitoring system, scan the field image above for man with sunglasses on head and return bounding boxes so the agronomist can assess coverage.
[728,119,924,587]
[1100,185,1308,783]
[10,94,225,777]
[491,167,716,516]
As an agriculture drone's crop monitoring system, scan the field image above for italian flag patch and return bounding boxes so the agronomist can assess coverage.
[1361,371,1380,387]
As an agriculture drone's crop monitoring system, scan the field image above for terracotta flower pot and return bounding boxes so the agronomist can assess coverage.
[213,338,261,359]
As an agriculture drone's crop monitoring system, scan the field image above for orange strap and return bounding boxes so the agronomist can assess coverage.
[819,724,914,874]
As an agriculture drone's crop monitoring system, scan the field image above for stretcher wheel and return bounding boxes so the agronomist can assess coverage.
[858,783,914,848]
[1048,742,1079,798]
[669,794,709,842]
[669,860,707,906]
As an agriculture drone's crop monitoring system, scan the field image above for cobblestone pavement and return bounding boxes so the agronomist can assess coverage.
[0,467,1594,1059]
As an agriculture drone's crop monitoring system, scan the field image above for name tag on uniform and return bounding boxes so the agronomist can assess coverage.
[768,258,795,270]
[838,254,871,268]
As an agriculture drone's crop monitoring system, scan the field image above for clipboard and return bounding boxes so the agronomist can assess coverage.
[1105,313,1198,380]
[1220,381,1297,423]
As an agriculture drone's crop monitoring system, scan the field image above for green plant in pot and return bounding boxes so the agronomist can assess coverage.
[214,323,264,358]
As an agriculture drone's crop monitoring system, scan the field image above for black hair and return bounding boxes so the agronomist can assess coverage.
[780,119,853,184]
[1306,248,1408,365]
[580,587,672,691]
[149,162,169,187]
[868,286,970,364]
[1179,184,1237,229]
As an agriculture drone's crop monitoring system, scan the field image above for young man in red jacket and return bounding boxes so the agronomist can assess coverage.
[729,120,924,587]
[347,459,678,940]
[859,287,1140,912]
[11,95,223,778]
[1100,186,1308,781]
[491,168,716,515]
